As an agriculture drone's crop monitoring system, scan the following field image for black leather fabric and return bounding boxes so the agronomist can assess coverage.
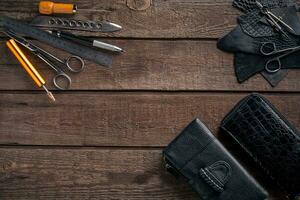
[163,119,269,200]
[233,52,298,83]
[221,94,300,199]
[239,6,300,37]
[233,0,295,13]
[217,0,300,86]
[260,69,288,87]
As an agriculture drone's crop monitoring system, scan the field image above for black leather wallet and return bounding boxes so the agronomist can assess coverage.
[163,119,268,200]
[221,94,300,199]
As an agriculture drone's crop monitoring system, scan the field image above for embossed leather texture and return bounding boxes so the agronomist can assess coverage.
[221,94,300,199]
[163,119,268,200]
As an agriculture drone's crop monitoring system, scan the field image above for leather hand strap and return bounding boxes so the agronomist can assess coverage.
[199,161,232,193]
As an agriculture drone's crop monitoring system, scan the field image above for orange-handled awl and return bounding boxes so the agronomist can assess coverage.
[39,1,77,15]
[6,39,55,102]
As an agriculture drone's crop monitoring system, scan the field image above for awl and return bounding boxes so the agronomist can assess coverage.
[6,39,55,102]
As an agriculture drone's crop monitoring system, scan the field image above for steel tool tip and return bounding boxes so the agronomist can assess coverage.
[108,22,122,30]
[255,0,263,8]
[47,91,56,102]
[43,85,56,102]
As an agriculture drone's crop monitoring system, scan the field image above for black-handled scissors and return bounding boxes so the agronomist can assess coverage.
[260,42,300,73]
[4,30,85,90]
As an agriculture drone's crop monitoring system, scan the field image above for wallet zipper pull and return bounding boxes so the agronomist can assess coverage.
[163,156,181,179]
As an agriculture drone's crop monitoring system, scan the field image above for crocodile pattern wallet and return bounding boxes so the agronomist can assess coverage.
[163,119,268,200]
[221,94,300,199]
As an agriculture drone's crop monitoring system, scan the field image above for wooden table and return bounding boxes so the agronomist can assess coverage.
[0,0,299,199]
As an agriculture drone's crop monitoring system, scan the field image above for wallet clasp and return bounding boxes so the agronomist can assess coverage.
[199,161,232,193]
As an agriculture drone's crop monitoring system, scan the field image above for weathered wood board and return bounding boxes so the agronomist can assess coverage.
[0,148,289,200]
[0,0,299,199]
[0,40,299,91]
[0,93,298,146]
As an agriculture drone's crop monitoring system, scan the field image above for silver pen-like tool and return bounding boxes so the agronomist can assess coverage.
[49,30,124,53]
[92,40,123,52]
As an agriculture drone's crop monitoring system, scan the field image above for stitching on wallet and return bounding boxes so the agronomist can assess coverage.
[206,161,231,184]
[205,169,224,187]
[200,168,223,191]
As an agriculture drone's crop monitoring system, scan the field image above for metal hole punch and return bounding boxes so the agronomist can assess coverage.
[76,21,83,27]
[1,15,112,66]
[96,23,102,29]
[69,20,76,27]
[63,19,69,26]
[30,16,122,32]
[49,18,55,25]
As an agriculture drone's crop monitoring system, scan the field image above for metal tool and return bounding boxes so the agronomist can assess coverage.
[30,16,122,32]
[255,1,296,37]
[260,42,300,73]
[0,15,112,67]
[6,39,55,102]
[260,42,300,55]
[39,1,77,15]
[5,30,84,90]
[50,30,123,53]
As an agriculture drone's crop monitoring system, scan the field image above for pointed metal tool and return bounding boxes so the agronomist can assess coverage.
[30,16,122,32]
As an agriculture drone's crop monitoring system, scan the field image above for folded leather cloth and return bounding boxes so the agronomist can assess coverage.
[234,51,300,82]
[233,0,296,13]
[163,118,269,200]
[221,94,300,199]
[217,24,300,54]
[217,0,300,86]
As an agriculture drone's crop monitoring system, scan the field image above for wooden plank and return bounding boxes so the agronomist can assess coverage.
[0,92,299,146]
[1,40,300,91]
[0,148,288,199]
[0,0,238,38]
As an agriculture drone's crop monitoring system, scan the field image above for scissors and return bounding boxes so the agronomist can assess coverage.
[4,30,85,90]
[255,1,296,38]
[260,42,300,73]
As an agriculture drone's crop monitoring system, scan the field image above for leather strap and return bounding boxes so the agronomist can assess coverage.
[199,161,232,193]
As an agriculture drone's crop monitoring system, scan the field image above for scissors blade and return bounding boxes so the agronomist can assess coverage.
[255,1,296,36]
[255,2,283,32]
[267,11,297,35]
[4,30,38,52]
[255,0,264,9]
[265,17,290,39]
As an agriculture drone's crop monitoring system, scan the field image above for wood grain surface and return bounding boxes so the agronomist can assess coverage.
[0,92,298,146]
[0,0,299,199]
[0,148,289,200]
[1,40,300,91]
[0,0,238,38]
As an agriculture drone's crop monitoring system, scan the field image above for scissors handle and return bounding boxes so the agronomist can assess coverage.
[65,55,85,73]
[260,42,277,56]
[265,58,281,73]
[260,42,298,56]
[53,72,72,90]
